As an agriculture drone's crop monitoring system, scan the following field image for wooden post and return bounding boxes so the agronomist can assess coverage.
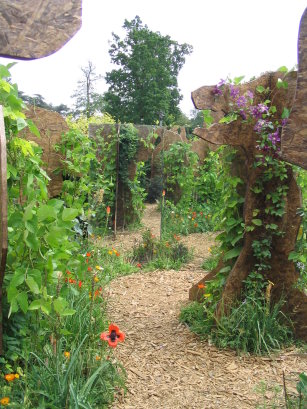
[0,106,8,355]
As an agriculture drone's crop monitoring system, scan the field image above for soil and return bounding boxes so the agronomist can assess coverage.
[102,204,306,409]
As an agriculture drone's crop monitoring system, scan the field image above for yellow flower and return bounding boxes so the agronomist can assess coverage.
[95,265,103,270]
[208,247,212,253]
[0,397,10,406]
[94,277,99,283]
[108,250,113,255]
[64,351,70,359]
[14,373,19,379]
[204,293,211,298]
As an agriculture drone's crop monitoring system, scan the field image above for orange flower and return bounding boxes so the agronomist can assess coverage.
[68,278,76,284]
[86,252,91,257]
[87,266,92,272]
[66,270,71,275]
[198,283,205,289]
[4,374,15,382]
[194,223,198,228]
[100,324,125,348]
[162,190,165,196]
[137,263,142,268]
[106,206,111,215]
[94,276,99,283]
[64,351,70,359]
[94,287,103,298]
[0,397,10,406]
[95,355,101,361]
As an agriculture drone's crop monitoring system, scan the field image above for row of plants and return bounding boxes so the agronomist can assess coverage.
[0,63,141,407]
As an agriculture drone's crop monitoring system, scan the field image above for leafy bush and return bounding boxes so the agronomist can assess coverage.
[132,229,190,270]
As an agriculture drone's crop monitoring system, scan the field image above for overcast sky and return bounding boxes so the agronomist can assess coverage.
[0,0,306,117]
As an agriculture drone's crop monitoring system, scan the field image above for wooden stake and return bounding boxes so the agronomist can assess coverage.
[0,106,8,355]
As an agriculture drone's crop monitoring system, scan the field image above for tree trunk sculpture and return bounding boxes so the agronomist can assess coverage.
[189,70,307,340]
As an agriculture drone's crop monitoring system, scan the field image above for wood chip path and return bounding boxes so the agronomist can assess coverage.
[103,204,306,408]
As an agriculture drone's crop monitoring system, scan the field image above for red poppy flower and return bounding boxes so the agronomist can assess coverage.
[78,280,82,288]
[100,324,125,348]
[87,266,92,272]
[68,278,76,284]
[86,252,91,257]
[137,263,142,268]
[66,270,71,275]
[106,206,111,215]
[198,283,206,289]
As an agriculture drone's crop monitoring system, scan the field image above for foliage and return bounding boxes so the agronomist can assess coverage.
[181,276,294,355]
[163,141,198,206]
[132,230,190,270]
[255,372,307,409]
[104,16,193,125]
[289,168,307,292]
[0,63,127,408]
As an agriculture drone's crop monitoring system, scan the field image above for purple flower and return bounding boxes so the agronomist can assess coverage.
[212,85,223,95]
[250,104,269,119]
[212,79,226,96]
[245,90,254,100]
[230,85,239,100]
[268,129,281,145]
[254,119,272,133]
[281,118,288,126]
[236,95,247,108]
[239,110,247,120]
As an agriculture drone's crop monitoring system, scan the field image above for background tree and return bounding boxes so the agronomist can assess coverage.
[71,60,104,118]
[104,16,192,125]
[19,91,70,116]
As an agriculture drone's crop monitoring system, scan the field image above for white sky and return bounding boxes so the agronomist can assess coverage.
[0,0,306,117]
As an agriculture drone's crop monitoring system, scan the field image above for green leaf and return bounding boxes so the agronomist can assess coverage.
[53,297,67,314]
[24,231,39,251]
[37,205,57,222]
[62,207,79,221]
[203,109,214,128]
[256,85,265,93]
[233,76,244,85]
[276,78,288,89]
[281,107,290,119]
[17,292,28,313]
[277,66,288,73]
[23,202,35,221]
[252,218,262,226]
[16,117,27,131]
[219,266,231,273]
[27,119,40,137]
[10,269,25,288]
[26,276,40,294]
[60,309,76,316]
[28,299,42,310]
[224,246,242,261]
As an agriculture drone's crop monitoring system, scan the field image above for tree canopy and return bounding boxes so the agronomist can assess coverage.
[104,16,193,125]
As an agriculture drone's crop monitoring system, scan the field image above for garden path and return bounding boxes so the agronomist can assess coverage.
[105,204,306,409]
